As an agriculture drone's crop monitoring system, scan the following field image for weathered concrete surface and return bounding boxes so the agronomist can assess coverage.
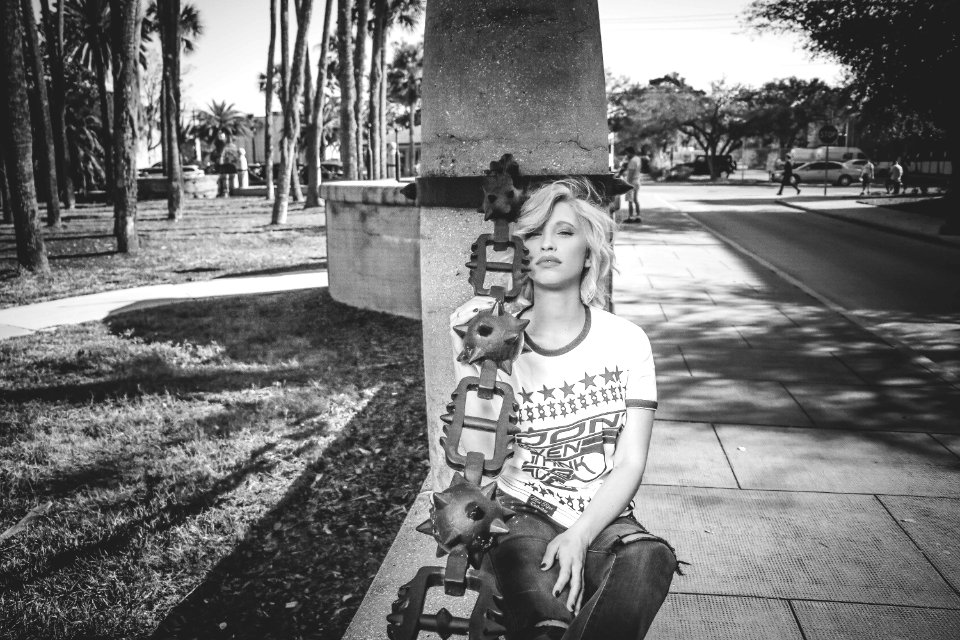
[421,1,608,176]
[323,182,421,320]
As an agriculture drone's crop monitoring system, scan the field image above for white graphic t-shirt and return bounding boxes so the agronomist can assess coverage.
[451,299,658,528]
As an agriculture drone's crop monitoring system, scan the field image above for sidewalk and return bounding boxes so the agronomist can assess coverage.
[0,270,328,340]
[345,195,960,639]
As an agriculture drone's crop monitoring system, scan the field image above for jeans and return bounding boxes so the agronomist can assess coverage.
[483,496,679,640]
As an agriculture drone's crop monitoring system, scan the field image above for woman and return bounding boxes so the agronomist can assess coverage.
[451,178,679,640]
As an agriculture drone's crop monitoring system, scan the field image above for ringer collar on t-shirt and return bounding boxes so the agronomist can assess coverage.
[521,305,592,357]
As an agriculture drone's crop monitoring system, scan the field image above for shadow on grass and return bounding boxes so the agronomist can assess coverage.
[149,382,429,640]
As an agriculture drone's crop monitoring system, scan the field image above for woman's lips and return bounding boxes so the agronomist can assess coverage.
[536,256,561,266]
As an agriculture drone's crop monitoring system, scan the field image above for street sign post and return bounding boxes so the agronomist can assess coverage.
[818,125,839,196]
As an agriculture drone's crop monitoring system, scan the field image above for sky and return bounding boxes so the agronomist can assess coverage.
[179,0,846,117]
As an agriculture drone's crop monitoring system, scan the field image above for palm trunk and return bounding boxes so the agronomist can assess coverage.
[264,0,277,200]
[20,0,61,227]
[40,0,75,210]
[367,0,385,180]
[160,0,183,220]
[300,45,313,199]
[337,0,357,180]
[353,0,369,178]
[272,0,314,224]
[1,0,49,272]
[407,102,415,176]
[378,37,386,178]
[110,0,142,253]
[93,47,114,201]
[1,162,12,224]
[305,0,333,208]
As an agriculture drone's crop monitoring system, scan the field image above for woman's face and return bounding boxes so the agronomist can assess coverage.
[524,201,590,295]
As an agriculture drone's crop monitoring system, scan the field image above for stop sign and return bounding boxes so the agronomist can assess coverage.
[818,125,839,145]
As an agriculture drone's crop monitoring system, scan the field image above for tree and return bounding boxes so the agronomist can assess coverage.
[20,0,62,227]
[741,77,847,152]
[638,75,748,180]
[1,0,50,272]
[337,0,358,180]
[353,0,370,177]
[367,0,424,180]
[110,0,143,253]
[193,101,254,163]
[272,0,314,224]
[305,0,334,207]
[264,0,277,200]
[158,0,182,220]
[64,0,114,200]
[387,40,422,176]
[39,0,77,210]
[744,0,959,231]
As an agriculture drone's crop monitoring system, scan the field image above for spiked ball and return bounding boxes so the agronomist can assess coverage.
[454,306,530,375]
[416,474,516,568]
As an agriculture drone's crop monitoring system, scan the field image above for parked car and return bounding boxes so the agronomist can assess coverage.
[666,154,737,180]
[771,160,861,186]
[138,162,204,178]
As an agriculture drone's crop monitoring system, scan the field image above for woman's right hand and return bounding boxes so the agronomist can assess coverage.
[541,527,591,615]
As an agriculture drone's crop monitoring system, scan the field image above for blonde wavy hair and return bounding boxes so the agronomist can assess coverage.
[515,178,618,307]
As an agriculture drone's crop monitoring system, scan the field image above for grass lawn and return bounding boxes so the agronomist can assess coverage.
[0,197,328,308]
[0,198,429,639]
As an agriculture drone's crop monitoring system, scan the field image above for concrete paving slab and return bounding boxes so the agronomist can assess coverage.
[878,495,960,593]
[736,324,893,353]
[717,426,960,496]
[660,303,799,328]
[681,349,867,385]
[609,301,668,324]
[643,421,739,489]
[932,434,960,458]
[656,377,812,426]
[786,383,960,433]
[634,485,960,607]
[648,346,692,378]
[0,323,35,340]
[647,594,803,640]
[835,350,950,387]
[791,601,960,640]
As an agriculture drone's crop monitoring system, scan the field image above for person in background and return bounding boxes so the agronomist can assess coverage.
[859,157,876,196]
[616,147,643,223]
[887,158,904,195]
[776,153,801,196]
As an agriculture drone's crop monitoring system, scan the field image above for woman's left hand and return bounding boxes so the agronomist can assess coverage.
[541,528,591,614]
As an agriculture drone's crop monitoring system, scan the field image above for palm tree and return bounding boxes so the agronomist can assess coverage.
[264,0,277,200]
[1,0,50,272]
[110,0,143,253]
[368,0,423,179]
[272,0,314,224]
[39,0,77,210]
[63,0,114,199]
[337,0,357,180]
[19,0,62,227]
[387,41,422,176]
[153,0,201,220]
[193,101,254,164]
[305,0,334,207]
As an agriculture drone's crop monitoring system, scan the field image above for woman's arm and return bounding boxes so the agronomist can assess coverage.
[540,407,655,613]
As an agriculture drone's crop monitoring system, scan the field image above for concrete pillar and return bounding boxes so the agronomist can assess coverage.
[418,0,609,490]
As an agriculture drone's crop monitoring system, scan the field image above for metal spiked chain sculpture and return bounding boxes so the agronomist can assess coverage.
[388,154,531,640]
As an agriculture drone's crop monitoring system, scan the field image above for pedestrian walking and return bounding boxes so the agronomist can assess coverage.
[776,153,801,196]
[617,147,643,223]
[887,158,904,195]
[451,178,681,640]
[859,157,875,196]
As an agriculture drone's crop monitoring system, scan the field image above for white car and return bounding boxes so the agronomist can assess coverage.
[139,162,204,178]
[772,160,861,186]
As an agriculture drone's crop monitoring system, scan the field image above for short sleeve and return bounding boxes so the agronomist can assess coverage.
[624,327,658,411]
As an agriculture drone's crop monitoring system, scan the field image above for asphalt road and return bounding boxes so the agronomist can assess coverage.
[649,184,960,314]
[645,183,960,376]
